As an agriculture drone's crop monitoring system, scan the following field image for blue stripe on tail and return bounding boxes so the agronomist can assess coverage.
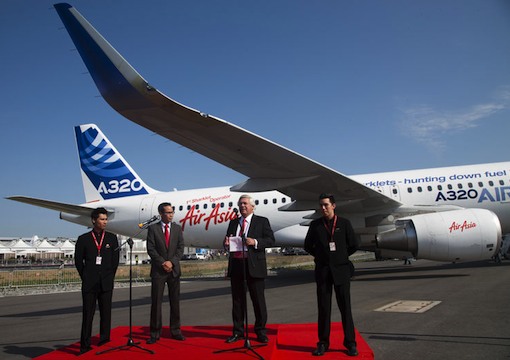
[75,125,149,200]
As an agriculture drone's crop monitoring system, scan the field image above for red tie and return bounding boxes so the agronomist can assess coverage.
[165,224,170,247]
[233,219,248,259]
[239,219,247,237]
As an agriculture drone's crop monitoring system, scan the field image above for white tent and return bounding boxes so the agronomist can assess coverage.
[57,239,76,259]
[36,239,63,260]
[36,239,62,253]
[0,242,14,255]
[10,239,34,254]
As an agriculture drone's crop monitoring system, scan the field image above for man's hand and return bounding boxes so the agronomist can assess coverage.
[245,237,256,246]
[162,260,173,273]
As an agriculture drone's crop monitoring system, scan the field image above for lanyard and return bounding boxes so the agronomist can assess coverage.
[322,215,337,242]
[91,231,105,255]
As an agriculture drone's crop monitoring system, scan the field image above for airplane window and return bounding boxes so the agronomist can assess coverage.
[204,204,208,209]
[427,186,432,191]
[255,200,259,205]
[458,183,463,189]
[282,198,286,203]
[229,202,233,207]
[212,203,216,209]
[179,205,183,211]
[221,203,224,208]
[392,188,398,194]
[273,198,277,204]
[407,188,412,193]
[195,204,199,210]
[489,181,494,186]
[478,182,484,187]
[437,185,442,190]
[187,205,191,210]
[264,199,268,204]
[447,184,453,190]
[500,180,505,185]
[417,187,423,192]
[468,183,473,188]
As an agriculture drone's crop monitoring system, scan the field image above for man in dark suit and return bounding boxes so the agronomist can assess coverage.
[304,194,358,357]
[75,207,119,354]
[223,194,275,344]
[146,202,185,344]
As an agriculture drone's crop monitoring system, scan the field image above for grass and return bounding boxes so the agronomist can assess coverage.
[0,255,315,289]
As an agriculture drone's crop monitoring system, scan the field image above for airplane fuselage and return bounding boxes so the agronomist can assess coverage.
[61,161,510,252]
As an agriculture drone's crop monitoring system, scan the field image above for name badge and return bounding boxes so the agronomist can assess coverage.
[329,242,336,252]
[96,256,102,265]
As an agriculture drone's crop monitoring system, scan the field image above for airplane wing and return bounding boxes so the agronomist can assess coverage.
[7,196,96,217]
[54,3,401,214]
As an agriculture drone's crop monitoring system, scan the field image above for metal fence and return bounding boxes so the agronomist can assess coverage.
[0,265,151,290]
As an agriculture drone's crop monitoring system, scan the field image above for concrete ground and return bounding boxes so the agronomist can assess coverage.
[1,258,509,359]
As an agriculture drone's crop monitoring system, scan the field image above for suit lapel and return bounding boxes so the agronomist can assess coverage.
[154,222,167,249]
[167,222,176,254]
[247,215,256,238]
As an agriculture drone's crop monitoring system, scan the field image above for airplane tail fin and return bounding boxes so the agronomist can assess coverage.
[75,124,157,202]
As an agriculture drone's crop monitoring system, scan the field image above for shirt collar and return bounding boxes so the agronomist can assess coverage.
[242,213,254,224]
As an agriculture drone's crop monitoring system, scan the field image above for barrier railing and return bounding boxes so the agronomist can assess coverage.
[0,265,151,289]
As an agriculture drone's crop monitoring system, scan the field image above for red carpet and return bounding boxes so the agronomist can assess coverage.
[35,323,373,359]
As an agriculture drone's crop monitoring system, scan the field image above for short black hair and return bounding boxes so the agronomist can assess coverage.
[91,207,108,220]
[158,202,173,214]
[319,193,336,204]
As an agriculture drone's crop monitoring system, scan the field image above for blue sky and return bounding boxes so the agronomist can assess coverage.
[1,0,510,237]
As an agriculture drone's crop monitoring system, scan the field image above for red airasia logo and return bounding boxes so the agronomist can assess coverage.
[449,220,477,233]
[179,205,238,231]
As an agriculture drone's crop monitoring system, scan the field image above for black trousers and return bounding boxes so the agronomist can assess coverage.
[81,287,113,350]
[315,268,356,349]
[230,258,267,337]
[149,274,181,338]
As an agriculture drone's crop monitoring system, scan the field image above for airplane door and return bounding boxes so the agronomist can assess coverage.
[139,196,157,223]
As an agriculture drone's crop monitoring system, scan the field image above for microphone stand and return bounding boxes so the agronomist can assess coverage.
[97,218,158,355]
[215,213,265,360]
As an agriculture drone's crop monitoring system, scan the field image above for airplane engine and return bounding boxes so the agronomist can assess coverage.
[376,209,502,262]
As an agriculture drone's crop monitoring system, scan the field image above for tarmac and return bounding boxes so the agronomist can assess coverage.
[0,257,509,359]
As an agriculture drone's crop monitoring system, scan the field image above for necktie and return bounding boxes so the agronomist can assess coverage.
[233,219,248,259]
[239,219,247,237]
[165,224,170,247]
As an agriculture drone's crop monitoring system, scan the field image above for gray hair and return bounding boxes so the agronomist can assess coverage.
[238,194,256,207]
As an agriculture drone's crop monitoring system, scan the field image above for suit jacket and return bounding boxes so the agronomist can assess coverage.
[304,216,358,285]
[226,214,275,278]
[147,221,185,278]
[75,230,119,292]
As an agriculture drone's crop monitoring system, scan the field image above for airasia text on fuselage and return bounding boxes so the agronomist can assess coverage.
[179,204,237,231]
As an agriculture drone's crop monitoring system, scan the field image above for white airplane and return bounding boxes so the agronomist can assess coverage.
[8,3,509,262]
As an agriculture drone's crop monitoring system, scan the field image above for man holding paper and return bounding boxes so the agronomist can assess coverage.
[223,194,275,344]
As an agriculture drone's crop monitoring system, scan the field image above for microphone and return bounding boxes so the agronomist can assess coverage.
[138,215,160,228]
[233,208,247,242]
